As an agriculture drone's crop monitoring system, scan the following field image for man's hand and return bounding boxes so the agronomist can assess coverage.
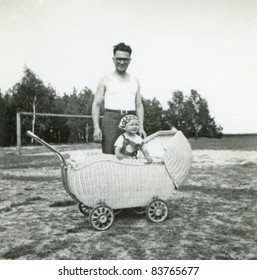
[116,154,124,160]
[139,128,147,139]
[93,127,102,142]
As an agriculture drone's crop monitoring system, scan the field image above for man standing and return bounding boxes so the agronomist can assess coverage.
[92,42,146,154]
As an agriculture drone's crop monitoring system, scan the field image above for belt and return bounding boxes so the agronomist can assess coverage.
[105,109,136,115]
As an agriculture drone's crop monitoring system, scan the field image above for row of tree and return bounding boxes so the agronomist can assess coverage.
[0,68,223,146]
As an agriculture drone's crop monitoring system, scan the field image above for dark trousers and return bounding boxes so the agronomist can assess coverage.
[102,111,124,154]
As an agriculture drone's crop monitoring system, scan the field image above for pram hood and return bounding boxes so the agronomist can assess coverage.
[143,130,192,188]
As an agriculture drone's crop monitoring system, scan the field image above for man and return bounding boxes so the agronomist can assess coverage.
[92,42,147,154]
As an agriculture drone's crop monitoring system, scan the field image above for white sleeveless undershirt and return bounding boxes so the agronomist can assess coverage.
[104,74,138,110]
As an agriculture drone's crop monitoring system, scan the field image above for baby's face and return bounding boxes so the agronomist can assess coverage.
[125,119,139,134]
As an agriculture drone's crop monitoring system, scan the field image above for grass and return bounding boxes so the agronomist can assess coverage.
[2,243,38,260]
[0,134,256,259]
[0,154,65,169]
[189,134,257,150]
[49,200,77,208]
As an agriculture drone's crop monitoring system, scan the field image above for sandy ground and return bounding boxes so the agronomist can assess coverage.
[0,148,257,259]
[193,150,257,166]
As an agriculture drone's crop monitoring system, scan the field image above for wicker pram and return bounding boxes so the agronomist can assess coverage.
[27,130,192,231]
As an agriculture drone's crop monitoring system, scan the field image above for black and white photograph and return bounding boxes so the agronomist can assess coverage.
[0,0,257,277]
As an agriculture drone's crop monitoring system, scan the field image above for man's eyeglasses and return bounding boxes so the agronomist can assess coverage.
[115,58,130,63]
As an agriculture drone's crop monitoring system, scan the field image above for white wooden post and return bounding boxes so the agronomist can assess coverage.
[16,112,21,154]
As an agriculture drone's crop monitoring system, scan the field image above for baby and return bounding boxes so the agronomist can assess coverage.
[114,115,153,163]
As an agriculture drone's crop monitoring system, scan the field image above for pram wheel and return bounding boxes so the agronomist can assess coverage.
[146,199,169,223]
[78,202,91,215]
[89,205,114,231]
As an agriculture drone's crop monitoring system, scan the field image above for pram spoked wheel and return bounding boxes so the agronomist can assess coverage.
[89,205,114,231]
[78,202,91,215]
[146,199,169,223]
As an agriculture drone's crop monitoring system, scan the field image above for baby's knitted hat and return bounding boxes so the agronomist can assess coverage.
[118,114,138,130]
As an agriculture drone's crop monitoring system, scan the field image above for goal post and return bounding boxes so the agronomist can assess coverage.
[16,112,96,154]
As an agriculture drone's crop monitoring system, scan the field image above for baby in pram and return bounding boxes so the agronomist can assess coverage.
[114,115,153,163]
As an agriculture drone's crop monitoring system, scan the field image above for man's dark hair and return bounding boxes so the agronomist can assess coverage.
[113,42,132,56]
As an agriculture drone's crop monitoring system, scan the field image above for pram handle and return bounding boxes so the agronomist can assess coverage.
[26,130,66,167]
[26,130,79,202]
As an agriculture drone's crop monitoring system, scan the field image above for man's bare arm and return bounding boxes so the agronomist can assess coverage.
[92,76,106,142]
[135,82,147,138]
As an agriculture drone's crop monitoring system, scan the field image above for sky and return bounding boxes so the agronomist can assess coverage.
[0,0,257,134]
